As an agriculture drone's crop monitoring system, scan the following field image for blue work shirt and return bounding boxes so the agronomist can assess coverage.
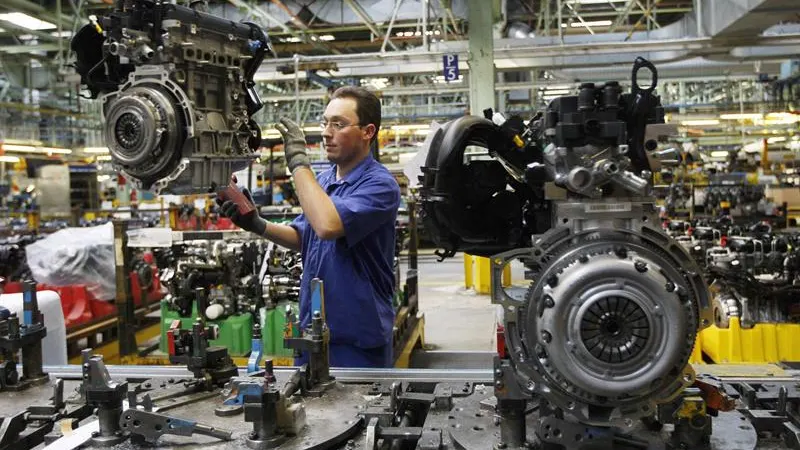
[290,155,400,349]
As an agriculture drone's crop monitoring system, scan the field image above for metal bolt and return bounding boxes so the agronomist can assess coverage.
[544,296,555,308]
[535,344,546,358]
[665,282,675,292]
[615,247,628,259]
[494,368,503,378]
[634,261,648,273]
[495,380,504,389]
[541,331,552,343]
[578,254,589,263]
[547,275,559,287]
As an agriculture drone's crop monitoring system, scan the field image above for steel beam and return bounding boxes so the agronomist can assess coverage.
[343,0,399,51]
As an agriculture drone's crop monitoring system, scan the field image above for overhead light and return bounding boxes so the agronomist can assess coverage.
[0,155,20,163]
[318,34,335,41]
[303,126,322,133]
[414,129,430,136]
[2,144,71,154]
[567,0,628,3]
[0,28,5,33]
[570,20,613,27]
[41,147,72,155]
[97,175,111,182]
[719,113,763,120]
[50,30,73,38]
[2,144,38,152]
[391,124,430,131]
[0,13,57,30]
[96,155,113,161]
[284,36,302,43]
[681,119,720,126]
[83,146,109,153]
[710,151,730,158]
[543,89,571,95]
[767,137,787,144]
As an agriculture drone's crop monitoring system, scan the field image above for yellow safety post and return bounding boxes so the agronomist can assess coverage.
[26,210,39,231]
[701,318,800,363]
[474,256,491,294]
[464,253,474,289]
[465,254,512,295]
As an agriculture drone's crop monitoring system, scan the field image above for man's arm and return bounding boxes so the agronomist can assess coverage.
[261,221,302,252]
[292,166,344,240]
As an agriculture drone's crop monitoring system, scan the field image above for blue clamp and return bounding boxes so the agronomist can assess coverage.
[247,336,263,374]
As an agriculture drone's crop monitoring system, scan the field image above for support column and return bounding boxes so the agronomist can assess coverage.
[467,0,495,115]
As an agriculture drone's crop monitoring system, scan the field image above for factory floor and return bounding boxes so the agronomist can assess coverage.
[400,251,527,369]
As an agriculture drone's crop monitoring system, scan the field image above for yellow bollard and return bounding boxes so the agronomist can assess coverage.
[464,253,474,289]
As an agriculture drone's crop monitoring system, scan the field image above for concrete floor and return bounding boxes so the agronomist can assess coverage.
[399,252,528,358]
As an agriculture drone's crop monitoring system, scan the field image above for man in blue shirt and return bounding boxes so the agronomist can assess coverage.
[217,86,400,368]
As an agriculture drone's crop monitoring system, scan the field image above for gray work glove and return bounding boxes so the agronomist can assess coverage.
[276,117,310,174]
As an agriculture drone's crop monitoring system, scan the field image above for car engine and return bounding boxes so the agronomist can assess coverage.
[71,0,271,194]
[420,58,713,428]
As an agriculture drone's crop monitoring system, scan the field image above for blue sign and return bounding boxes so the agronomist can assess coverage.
[443,54,459,82]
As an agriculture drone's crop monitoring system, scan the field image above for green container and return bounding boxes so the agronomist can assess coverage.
[159,301,253,357]
[260,301,298,358]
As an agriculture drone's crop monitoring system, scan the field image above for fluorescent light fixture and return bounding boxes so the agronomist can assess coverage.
[318,34,335,41]
[0,13,57,30]
[2,144,37,152]
[543,84,572,90]
[414,129,430,136]
[303,126,322,133]
[83,146,109,153]
[97,174,111,182]
[284,36,302,43]
[50,30,73,38]
[767,136,787,144]
[41,147,72,155]
[3,139,42,145]
[2,144,71,154]
[681,119,720,126]
[0,155,20,163]
[571,20,612,27]
[391,124,430,131]
[96,155,113,161]
[567,0,628,3]
[719,113,763,120]
[710,151,730,158]
[543,89,571,95]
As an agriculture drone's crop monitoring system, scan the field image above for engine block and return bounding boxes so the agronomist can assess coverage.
[420,58,712,427]
[71,0,271,194]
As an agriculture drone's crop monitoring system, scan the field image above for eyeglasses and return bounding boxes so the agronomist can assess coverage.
[320,120,362,131]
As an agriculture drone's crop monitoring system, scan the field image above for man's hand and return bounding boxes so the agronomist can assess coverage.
[215,188,267,236]
[276,117,310,174]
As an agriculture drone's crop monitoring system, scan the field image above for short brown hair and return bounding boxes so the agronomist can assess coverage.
[331,86,381,143]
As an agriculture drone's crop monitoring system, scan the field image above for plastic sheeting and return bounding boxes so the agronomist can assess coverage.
[25,223,116,300]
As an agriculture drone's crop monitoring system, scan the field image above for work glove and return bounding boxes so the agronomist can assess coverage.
[215,187,267,236]
[275,117,310,174]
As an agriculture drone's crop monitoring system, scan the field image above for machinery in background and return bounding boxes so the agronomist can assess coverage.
[0,235,39,283]
[419,57,714,445]
[660,219,800,334]
[70,0,271,194]
[154,236,301,357]
[0,282,796,450]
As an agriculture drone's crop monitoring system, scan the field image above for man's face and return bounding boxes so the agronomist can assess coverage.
[321,97,374,165]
